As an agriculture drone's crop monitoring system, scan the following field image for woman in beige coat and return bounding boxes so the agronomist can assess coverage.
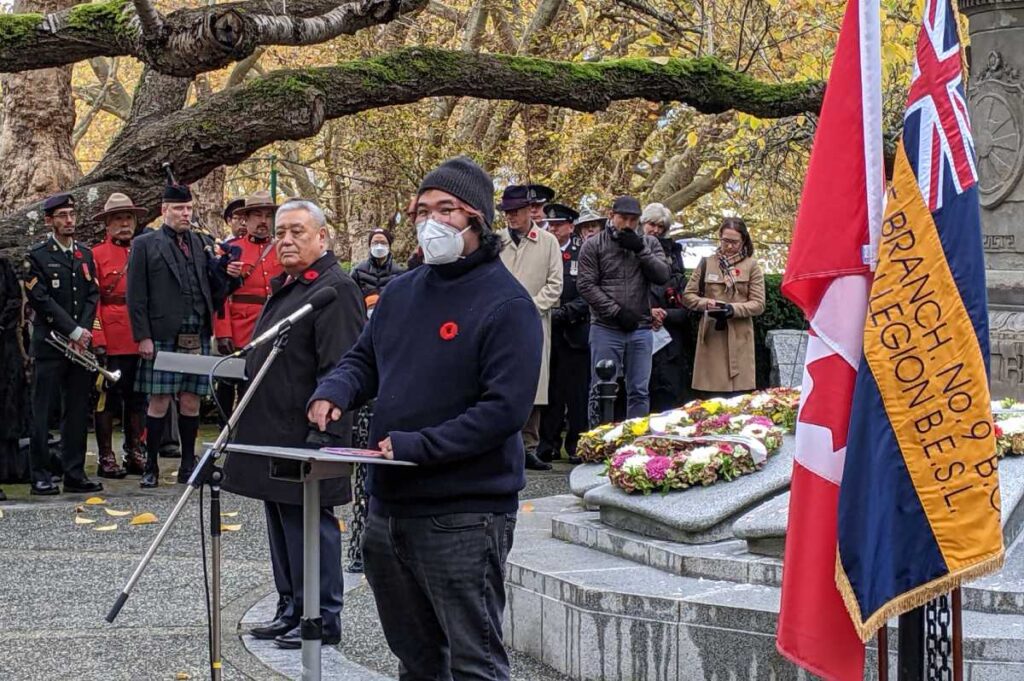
[683,217,765,395]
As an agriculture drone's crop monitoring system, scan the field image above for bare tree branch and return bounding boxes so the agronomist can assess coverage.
[612,0,702,37]
[131,0,163,37]
[73,57,119,148]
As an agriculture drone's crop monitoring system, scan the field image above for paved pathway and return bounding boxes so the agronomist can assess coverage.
[0,438,575,680]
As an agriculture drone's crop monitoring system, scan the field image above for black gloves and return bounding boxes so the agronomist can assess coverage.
[616,308,641,332]
[707,303,734,331]
[616,229,644,254]
[551,306,566,326]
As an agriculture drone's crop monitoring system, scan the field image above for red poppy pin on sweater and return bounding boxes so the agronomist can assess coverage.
[439,321,459,341]
[562,251,571,261]
[303,270,319,281]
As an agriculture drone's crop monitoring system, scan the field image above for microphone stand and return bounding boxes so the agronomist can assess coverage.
[106,326,293,681]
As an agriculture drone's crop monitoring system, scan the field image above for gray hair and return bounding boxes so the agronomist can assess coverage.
[276,199,326,228]
[640,202,673,229]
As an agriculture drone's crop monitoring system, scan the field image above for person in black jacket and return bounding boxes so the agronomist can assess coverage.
[224,199,365,649]
[642,203,693,412]
[537,203,590,464]
[308,156,541,681]
[351,228,406,314]
[22,194,103,495]
[127,182,231,488]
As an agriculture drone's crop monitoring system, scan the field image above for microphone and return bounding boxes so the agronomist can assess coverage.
[232,287,338,356]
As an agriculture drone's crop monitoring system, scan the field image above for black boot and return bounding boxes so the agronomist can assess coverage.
[95,411,127,479]
[141,414,166,489]
[123,410,146,475]
[525,451,552,471]
[177,414,199,484]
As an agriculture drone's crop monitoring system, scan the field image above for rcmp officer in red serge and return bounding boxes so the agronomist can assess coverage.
[214,191,282,415]
[127,181,231,488]
[91,193,150,479]
[223,199,364,648]
[23,193,104,495]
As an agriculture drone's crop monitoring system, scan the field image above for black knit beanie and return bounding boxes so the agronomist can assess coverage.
[368,228,393,246]
[417,156,495,229]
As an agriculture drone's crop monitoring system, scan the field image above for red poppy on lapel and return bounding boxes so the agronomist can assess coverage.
[562,251,571,261]
[74,249,83,259]
[439,321,459,341]
[303,270,319,281]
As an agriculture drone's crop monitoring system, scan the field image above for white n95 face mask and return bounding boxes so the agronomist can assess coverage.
[416,218,470,265]
[369,243,389,259]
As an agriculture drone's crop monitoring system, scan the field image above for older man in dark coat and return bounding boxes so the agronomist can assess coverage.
[223,199,365,649]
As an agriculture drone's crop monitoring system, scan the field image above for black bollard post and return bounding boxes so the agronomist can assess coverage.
[897,606,925,681]
[595,360,619,426]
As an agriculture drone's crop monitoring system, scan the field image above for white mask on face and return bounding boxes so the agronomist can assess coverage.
[416,218,470,265]
[370,243,390,259]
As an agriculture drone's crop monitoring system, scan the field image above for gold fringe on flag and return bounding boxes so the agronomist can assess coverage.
[835,549,1003,643]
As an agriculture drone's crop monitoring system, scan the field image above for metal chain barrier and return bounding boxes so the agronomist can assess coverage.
[925,594,954,681]
[346,401,373,573]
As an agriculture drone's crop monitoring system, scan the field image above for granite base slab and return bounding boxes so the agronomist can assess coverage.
[568,464,606,502]
[583,440,793,544]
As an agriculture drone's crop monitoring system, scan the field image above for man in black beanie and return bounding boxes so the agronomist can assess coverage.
[309,156,541,680]
[127,183,231,487]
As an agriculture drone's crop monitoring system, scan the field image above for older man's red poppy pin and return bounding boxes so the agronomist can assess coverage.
[439,321,459,341]
[303,270,319,281]
[562,251,571,261]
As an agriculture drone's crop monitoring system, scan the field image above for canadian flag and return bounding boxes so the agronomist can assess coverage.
[775,1,883,679]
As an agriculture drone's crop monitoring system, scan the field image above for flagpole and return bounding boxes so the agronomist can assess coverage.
[953,588,963,681]
[877,627,888,681]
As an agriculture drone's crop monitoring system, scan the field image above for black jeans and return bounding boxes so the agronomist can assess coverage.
[30,357,91,484]
[363,510,517,681]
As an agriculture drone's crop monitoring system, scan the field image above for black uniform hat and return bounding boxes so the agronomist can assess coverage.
[542,203,580,224]
[43,193,75,216]
[526,184,556,205]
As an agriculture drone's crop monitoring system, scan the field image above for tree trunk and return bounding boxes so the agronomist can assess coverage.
[0,0,81,216]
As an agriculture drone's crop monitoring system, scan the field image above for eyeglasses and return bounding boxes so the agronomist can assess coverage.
[52,210,76,219]
[414,206,468,222]
[719,237,742,246]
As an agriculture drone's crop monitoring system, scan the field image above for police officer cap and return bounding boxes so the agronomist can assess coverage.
[526,184,555,205]
[543,203,579,224]
[164,183,193,203]
[43,193,75,216]
[223,197,245,221]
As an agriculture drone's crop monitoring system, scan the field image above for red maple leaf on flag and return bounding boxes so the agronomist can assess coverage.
[800,353,858,452]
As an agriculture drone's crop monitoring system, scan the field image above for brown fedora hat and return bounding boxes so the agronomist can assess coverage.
[92,192,148,222]
[235,190,277,214]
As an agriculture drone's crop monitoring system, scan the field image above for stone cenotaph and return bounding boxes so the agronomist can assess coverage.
[961,0,1024,399]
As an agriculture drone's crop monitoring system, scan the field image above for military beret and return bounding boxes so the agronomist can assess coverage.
[43,193,75,216]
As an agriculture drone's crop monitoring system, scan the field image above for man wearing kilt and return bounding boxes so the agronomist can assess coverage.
[127,183,230,488]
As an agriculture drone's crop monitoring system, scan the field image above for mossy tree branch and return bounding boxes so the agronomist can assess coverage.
[0,47,824,252]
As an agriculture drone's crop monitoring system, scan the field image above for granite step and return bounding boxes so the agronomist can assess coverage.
[552,508,1024,618]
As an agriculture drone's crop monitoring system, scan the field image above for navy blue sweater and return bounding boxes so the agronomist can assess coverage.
[310,246,542,517]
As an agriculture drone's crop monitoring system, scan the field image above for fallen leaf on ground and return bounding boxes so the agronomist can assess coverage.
[521,502,535,513]
[220,511,239,518]
[94,524,118,531]
[75,516,96,525]
[221,523,242,532]
[130,512,158,526]
[0,509,4,519]
[175,672,190,680]
[85,497,107,505]
[104,508,132,517]
[75,505,87,513]
[338,519,346,532]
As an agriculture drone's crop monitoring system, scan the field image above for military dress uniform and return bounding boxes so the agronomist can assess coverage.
[92,233,146,476]
[537,205,591,463]
[214,234,282,349]
[23,225,101,493]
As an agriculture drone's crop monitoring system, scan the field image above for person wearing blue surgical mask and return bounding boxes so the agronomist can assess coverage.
[309,156,541,681]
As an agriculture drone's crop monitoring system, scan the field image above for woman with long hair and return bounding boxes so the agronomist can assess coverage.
[682,217,765,396]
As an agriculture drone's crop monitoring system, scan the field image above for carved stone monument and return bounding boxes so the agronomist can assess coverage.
[961,1,1024,399]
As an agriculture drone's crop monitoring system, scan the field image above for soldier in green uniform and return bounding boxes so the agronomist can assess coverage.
[23,193,104,495]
